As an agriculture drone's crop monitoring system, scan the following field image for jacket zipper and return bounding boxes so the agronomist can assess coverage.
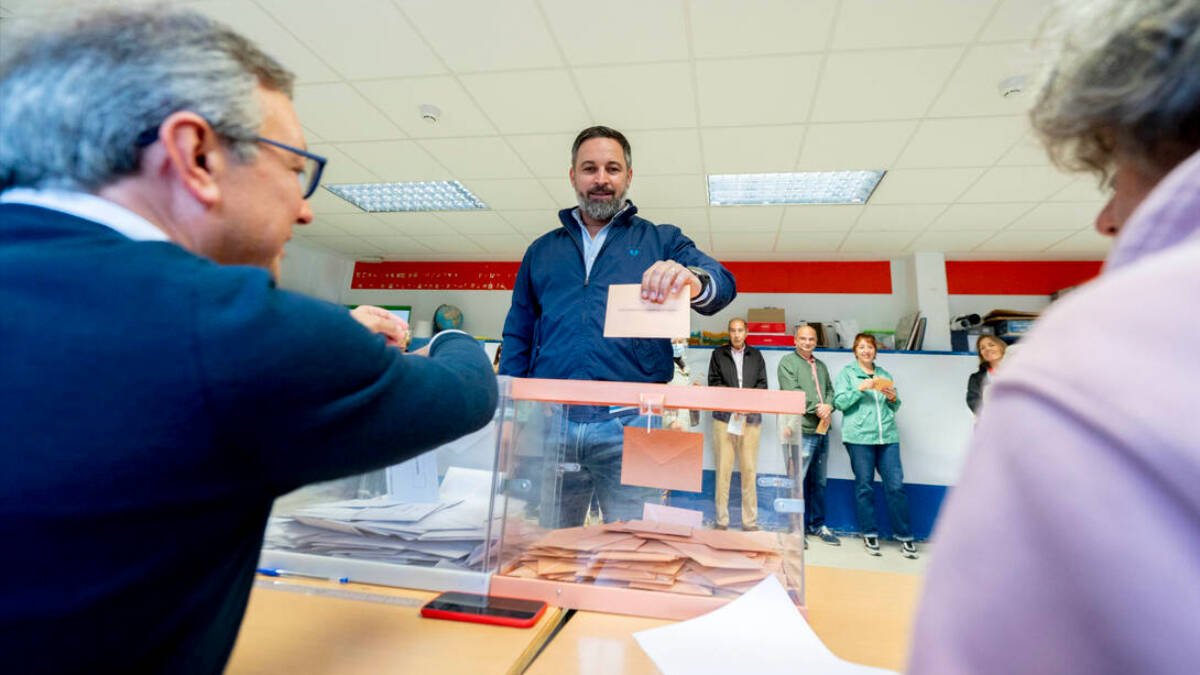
[874,392,883,443]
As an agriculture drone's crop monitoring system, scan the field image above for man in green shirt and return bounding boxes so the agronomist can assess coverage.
[778,324,840,545]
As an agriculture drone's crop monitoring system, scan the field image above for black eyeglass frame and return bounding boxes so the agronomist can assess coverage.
[134,127,328,199]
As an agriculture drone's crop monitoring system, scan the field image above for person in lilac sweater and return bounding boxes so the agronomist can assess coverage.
[909,2,1200,673]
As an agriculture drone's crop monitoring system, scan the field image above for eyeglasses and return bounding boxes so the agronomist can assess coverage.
[255,136,327,199]
[134,127,328,199]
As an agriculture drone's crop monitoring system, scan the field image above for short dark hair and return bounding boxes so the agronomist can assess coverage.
[571,125,632,168]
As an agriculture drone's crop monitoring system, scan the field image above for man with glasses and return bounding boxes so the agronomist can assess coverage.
[0,8,497,673]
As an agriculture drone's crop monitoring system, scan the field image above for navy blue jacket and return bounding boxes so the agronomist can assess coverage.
[499,203,735,388]
[0,204,498,674]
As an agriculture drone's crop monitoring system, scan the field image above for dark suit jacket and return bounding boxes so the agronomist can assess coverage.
[967,364,989,414]
[707,343,768,423]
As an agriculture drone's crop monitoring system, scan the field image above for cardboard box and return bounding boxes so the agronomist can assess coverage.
[986,319,1034,336]
[746,308,786,325]
[746,334,793,347]
[746,321,786,334]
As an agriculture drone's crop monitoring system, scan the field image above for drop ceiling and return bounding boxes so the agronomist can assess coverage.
[0,0,1111,262]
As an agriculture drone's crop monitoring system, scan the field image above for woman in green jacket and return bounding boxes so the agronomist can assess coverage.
[834,333,917,559]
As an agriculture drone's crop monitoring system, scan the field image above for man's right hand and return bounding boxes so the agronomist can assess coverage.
[349,305,408,347]
[816,403,833,419]
[781,426,793,441]
[858,378,875,392]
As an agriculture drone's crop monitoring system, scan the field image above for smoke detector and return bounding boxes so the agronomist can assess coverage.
[998,75,1028,98]
[419,103,442,124]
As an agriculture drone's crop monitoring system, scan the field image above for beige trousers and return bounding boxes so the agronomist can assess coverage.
[712,419,761,528]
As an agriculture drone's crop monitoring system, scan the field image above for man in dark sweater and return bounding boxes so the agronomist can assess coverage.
[707,317,769,530]
[0,9,497,674]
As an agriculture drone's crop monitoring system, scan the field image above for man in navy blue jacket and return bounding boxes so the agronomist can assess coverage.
[0,9,497,674]
[500,126,735,527]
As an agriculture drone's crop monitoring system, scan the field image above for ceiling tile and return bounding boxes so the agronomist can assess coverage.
[1048,177,1108,203]
[895,116,1028,168]
[780,205,864,230]
[631,175,709,208]
[711,231,778,253]
[463,179,557,211]
[855,204,947,231]
[539,178,577,208]
[775,230,848,252]
[294,83,404,142]
[869,168,985,204]
[796,121,918,170]
[541,0,688,65]
[930,203,1033,230]
[695,55,822,126]
[460,70,591,134]
[301,217,352,237]
[996,131,1052,167]
[637,207,711,236]
[397,0,561,72]
[907,230,994,252]
[311,213,400,236]
[1045,228,1112,257]
[417,137,532,179]
[499,210,560,237]
[258,0,443,78]
[354,77,497,138]
[688,0,836,58]
[811,48,962,122]
[709,206,784,232]
[957,166,1074,203]
[702,126,805,173]
[928,43,1043,117]
[979,0,1054,42]
[372,212,454,236]
[309,189,365,215]
[410,234,486,254]
[334,140,452,181]
[832,0,995,49]
[309,143,381,183]
[1008,202,1101,230]
[575,63,697,129]
[195,1,339,83]
[467,234,532,257]
[508,134,575,178]
[302,235,385,255]
[434,211,517,235]
[975,229,1075,252]
[840,230,918,253]
[625,129,704,176]
[356,235,436,255]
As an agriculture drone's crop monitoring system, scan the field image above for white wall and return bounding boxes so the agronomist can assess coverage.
[948,294,1051,319]
[279,241,355,302]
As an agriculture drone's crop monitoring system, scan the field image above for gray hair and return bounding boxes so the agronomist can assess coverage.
[1030,0,1200,180]
[0,7,294,192]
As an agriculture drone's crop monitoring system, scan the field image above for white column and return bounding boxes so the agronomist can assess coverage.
[907,251,951,351]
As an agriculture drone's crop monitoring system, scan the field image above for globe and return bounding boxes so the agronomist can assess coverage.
[433,304,463,333]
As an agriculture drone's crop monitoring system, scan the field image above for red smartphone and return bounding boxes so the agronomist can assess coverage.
[420,592,547,628]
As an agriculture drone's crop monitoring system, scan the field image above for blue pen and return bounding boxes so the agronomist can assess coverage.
[257,567,349,584]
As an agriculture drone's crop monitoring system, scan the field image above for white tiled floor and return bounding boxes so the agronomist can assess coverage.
[804,532,930,575]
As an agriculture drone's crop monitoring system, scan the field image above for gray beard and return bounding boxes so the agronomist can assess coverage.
[577,191,627,222]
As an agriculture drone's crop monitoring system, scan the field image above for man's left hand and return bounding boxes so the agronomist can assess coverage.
[816,403,833,419]
[641,260,701,303]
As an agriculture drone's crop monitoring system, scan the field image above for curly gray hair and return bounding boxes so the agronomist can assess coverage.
[1030,0,1200,180]
[0,7,294,192]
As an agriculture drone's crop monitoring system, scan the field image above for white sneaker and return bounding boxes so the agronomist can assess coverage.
[901,541,919,559]
[863,535,881,556]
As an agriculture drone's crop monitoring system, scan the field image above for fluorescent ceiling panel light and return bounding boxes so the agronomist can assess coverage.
[325,181,488,212]
[708,170,885,206]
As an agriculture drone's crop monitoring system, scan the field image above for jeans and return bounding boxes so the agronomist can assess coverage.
[801,433,830,532]
[844,442,913,541]
[538,411,666,528]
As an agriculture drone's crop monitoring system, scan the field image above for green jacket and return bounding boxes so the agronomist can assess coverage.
[777,351,834,435]
[833,361,901,445]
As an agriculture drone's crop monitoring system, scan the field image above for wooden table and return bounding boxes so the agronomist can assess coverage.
[525,566,921,673]
[225,579,564,675]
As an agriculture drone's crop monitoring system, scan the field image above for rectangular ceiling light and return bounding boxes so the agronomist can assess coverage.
[324,181,487,212]
[707,170,886,206]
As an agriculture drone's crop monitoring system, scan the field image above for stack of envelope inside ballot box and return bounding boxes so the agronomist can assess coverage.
[501,519,786,597]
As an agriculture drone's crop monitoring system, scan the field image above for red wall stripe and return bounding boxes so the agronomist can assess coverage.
[350,260,894,293]
[945,261,1102,295]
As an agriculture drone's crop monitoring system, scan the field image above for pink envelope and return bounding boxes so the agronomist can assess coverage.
[603,284,690,339]
[643,503,704,528]
[620,428,704,492]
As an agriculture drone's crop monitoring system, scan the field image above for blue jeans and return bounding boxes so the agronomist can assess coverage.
[801,434,830,532]
[538,411,665,528]
[844,442,913,541]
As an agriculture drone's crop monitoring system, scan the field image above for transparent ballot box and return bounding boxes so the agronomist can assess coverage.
[489,378,807,620]
[259,380,512,594]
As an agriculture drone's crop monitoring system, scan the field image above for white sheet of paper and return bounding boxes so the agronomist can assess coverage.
[634,575,897,675]
[385,450,439,503]
[602,283,690,339]
[727,412,745,436]
[642,502,704,528]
